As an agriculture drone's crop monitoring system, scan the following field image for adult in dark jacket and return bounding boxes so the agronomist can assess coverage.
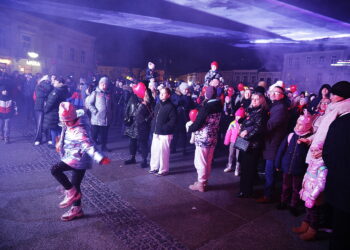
[149,88,177,176]
[237,92,268,198]
[258,86,290,203]
[308,84,331,115]
[43,77,68,146]
[123,93,140,165]
[323,113,350,250]
[187,86,222,192]
[33,75,53,145]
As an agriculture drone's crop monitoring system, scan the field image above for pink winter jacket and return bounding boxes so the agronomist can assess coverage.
[300,158,328,203]
[224,120,240,146]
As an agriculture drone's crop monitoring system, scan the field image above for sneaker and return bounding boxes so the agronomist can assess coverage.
[47,140,53,145]
[61,206,84,221]
[59,187,81,208]
[234,164,240,176]
[224,166,232,173]
[155,172,168,177]
[148,170,158,174]
[34,141,40,146]
[189,181,206,192]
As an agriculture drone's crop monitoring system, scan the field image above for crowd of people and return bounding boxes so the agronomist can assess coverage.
[0,61,349,249]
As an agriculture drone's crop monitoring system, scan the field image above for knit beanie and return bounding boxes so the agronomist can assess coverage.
[211,61,218,69]
[331,81,350,99]
[99,77,108,85]
[59,102,77,122]
[205,86,216,99]
[179,82,189,95]
[294,114,313,135]
[235,107,245,118]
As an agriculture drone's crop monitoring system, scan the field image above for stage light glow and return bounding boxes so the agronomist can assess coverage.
[0,58,11,64]
[26,60,41,66]
[27,52,39,58]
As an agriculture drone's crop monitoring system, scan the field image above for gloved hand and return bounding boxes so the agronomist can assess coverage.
[186,121,193,132]
[305,198,315,208]
[100,157,111,165]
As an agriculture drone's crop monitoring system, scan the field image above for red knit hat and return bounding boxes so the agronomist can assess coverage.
[211,61,219,68]
[235,107,245,118]
[59,102,77,122]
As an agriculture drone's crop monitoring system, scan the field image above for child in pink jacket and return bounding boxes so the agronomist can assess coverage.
[224,107,245,175]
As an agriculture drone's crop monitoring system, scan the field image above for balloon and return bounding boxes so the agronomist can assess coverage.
[132,82,146,99]
[201,86,208,95]
[290,85,297,93]
[237,83,244,92]
[189,109,198,122]
[227,86,234,97]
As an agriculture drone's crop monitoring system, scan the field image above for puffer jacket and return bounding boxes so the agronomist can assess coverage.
[151,99,177,135]
[189,99,222,148]
[124,94,140,139]
[86,87,114,126]
[240,106,268,150]
[204,70,223,86]
[43,85,69,130]
[0,95,17,119]
[274,132,311,176]
[300,158,328,203]
[34,81,52,111]
[58,119,103,169]
[224,120,240,146]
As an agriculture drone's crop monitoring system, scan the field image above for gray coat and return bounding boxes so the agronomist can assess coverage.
[86,87,114,126]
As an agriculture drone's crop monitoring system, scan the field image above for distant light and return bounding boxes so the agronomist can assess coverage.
[26,60,41,66]
[331,60,350,67]
[0,58,11,64]
[250,39,296,44]
[27,52,39,59]
[19,67,25,72]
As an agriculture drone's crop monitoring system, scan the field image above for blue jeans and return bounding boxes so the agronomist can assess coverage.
[50,128,61,144]
[264,159,275,198]
[0,118,10,138]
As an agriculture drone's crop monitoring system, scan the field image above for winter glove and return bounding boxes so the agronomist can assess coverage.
[186,121,193,132]
[100,157,111,165]
[305,198,315,208]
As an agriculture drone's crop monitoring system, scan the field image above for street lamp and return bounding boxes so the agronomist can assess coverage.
[27,52,39,59]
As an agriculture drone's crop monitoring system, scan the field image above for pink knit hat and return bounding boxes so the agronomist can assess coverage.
[294,114,313,135]
[235,107,245,118]
[59,102,77,122]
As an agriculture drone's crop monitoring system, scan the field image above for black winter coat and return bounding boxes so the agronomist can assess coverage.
[240,106,268,151]
[323,113,350,212]
[124,94,139,139]
[274,132,311,176]
[263,99,290,160]
[43,85,69,130]
[34,81,53,111]
[136,102,153,140]
[151,99,177,135]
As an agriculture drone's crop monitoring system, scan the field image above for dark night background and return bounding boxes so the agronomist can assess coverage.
[12,0,350,75]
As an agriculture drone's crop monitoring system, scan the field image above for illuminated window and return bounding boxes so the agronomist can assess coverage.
[69,48,75,61]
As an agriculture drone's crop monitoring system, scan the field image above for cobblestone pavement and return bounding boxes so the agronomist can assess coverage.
[0,118,186,250]
[0,117,329,250]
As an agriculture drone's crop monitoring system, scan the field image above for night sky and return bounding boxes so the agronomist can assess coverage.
[3,0,350,75]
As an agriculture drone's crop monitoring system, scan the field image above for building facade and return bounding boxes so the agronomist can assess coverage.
[282,50,350,92]
[0,8,95,76]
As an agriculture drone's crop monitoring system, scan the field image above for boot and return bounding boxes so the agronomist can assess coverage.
[59,187,81,208]
[140,159,148,168]
[292,221,309,234]
[61,205,84,221]
[124,156,136,165]
[299,226,317,241]
[189,181,206,192]
[234,163,240,176]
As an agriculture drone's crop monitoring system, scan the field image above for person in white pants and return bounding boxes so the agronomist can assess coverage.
[187,86,222,192]
[149,88,177,176]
